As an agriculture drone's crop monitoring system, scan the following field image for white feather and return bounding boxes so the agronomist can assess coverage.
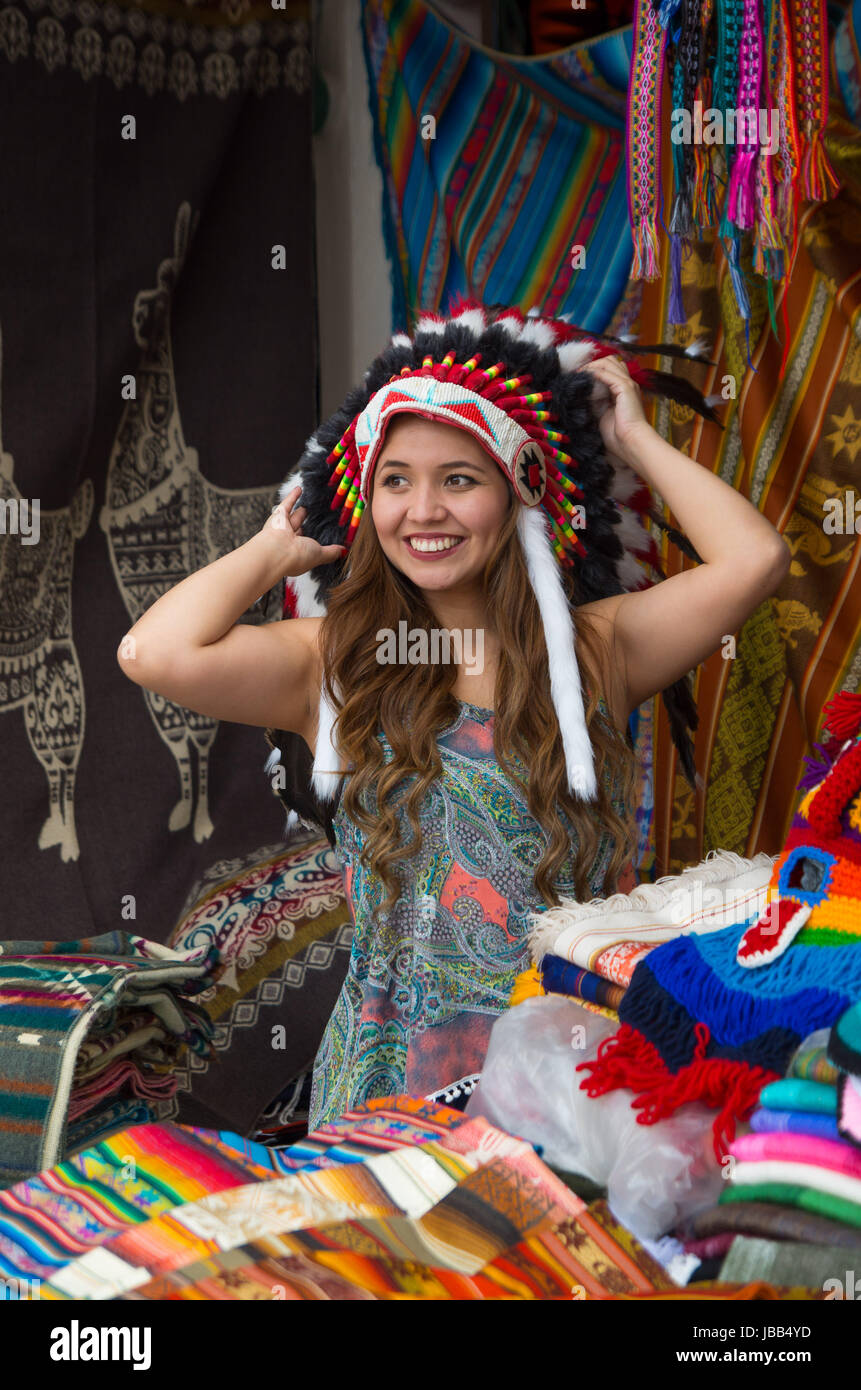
[391,333,411,348]
[516,507,598,801]
[616,551,648,590]
[264,747,281,775]
[519,319,557,351]
[415,315,445,334]
[290,568,327,618]
[557,341,596,372]
[311,677,344,801]
[608,458,643,500]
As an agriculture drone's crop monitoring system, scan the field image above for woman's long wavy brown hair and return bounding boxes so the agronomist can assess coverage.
[318,486,640,916]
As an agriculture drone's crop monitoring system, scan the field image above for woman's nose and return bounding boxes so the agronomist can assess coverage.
[406,486,447,521]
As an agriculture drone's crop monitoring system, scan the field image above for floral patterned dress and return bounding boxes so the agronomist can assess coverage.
[308,695,627,1128]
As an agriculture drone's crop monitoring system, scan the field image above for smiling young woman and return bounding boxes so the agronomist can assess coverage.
[117,304,789,1124]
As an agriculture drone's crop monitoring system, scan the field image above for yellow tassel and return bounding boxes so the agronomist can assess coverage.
[509,966,545,1007]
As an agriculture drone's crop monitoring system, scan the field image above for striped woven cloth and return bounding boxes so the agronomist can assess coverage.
[0,935,216,1186]
[361,0,633,330]
[610,70,861,883]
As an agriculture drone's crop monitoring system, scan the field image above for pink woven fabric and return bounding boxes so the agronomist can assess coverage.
[731,1129,861,1180]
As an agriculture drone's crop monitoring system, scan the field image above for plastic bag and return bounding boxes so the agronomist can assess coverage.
[466,994,723,1241]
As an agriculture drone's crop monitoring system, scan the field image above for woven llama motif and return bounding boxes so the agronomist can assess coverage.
[578,691,861,1161]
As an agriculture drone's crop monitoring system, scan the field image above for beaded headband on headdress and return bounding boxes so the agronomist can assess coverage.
[325,350,588,567]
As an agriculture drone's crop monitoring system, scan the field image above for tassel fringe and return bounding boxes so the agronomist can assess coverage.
[577,1021,779,1163]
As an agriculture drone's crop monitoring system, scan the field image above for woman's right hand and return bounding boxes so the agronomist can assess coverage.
[263,484,347,576]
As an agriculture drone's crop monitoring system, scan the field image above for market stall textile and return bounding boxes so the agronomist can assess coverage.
[686,1196,861,1249]
[361,0,634,332]
[28,1107,589,1299]
[718,1235,860,1289]
[2,1094,819,1301]
[0,935,216,1186]
[578,691,861,1159]
[0,1123,285,1286]
[529,849,774,973]
[539,956,626,1013]
[0,0,315,948]
[116,1198,682,1300]
[164,829,352,1134]
[618,65,861,882]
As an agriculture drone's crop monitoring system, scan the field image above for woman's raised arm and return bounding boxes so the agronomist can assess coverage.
[116,486,344,737]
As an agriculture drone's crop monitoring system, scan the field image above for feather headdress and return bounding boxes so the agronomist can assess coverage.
[263,302,717,838]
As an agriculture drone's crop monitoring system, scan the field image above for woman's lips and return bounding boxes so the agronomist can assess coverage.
[403,536,466,560]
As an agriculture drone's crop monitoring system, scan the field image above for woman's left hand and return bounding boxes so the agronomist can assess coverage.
[582,355,651,461]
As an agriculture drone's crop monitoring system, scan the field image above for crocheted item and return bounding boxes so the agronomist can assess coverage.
[750,1107,841,1142]
[577,688,861,1161]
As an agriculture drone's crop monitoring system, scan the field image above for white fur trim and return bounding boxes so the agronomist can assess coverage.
[415,315,446,334]
[311,676,344,801]
[519,319,557,351]
[279,468,302,502]
[516,507,598,801]
[452,307,487,336]
[391,333,411,348]
[556,340,596,372]
[495,313,523,337]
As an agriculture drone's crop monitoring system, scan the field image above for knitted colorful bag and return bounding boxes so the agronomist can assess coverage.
[578,689,861,1161]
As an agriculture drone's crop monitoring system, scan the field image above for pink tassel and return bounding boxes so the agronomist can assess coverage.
[728,150,757,230]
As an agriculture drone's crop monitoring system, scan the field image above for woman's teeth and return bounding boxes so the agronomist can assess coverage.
[407,537,464,553]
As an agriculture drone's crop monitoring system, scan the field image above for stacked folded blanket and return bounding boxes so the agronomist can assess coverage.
[678,1024,861,1288]
[525,848,775,1024]
[0,933,216,1185]
[721,1028,861,1230]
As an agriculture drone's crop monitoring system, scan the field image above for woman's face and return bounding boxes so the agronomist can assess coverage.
[369,414,511,593]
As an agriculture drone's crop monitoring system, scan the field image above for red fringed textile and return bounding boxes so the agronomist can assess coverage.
[577,1022,780,1164]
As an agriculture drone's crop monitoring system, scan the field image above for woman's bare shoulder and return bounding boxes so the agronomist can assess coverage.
[268,615,324,746]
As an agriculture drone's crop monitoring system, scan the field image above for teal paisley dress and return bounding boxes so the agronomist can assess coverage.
[308,695,628,1129]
